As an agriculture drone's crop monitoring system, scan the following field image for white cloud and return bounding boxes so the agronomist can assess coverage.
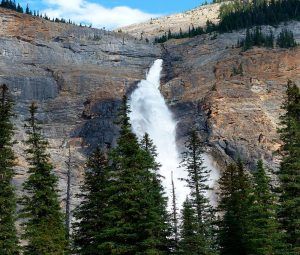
[41,0,160,29]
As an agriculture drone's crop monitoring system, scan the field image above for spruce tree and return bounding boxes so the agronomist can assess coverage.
[20,102,68,255]
[276,29,297,49]
[217,160,252,255]
[179,129,217,255]
[140,133,171,253]
[73,147,111,254]
[16,3,23,13]
[102,96,170,254]
[277,80,300,254]
[171,171,179,252]
[178,198,200,255]
[0,84,19,254]
[245,160,286,255]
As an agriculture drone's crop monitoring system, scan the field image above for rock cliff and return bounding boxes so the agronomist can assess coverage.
[161,22,300,170]
[0,7,160,210]
[0,7,299,214]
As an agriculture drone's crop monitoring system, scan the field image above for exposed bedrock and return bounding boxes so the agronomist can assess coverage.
[160,22,300,170]
[1,7,300,213]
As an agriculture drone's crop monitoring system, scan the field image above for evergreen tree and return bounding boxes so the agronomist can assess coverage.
[73,147,111,255]
[277,80,300,254]
[25,4,29,14]
[0,84,19,255]
[16,3,23,13]
[218,0,300,33]
[239,27,274,51]
[20,102,68,255]
[179,130,217,255]
[178,198,200,255]
[101,97,170,254]
[170,171,179,252]
[217,160,252,255]
[276,29,297,49]
[140,133,171,253]
[245,160,286,255]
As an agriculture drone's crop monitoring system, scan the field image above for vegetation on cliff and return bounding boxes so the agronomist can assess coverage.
[238,27,274,51]
[277,29,298,48]
[237,27,297,51]
[218,0,300,32]
[155,0,300,43]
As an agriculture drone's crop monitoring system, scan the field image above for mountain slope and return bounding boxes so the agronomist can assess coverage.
[118,3,221,40]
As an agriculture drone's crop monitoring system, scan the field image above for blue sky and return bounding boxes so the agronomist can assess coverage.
[18,0,206,29]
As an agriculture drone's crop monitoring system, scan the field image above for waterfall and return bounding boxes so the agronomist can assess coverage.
[129,59,219,209]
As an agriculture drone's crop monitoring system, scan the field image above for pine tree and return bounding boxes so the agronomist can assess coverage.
[16,3,23,13]
[25,4,30,14]
[171,171,179,252]
[178,198,200,255]
[102,96,170,254]
[245,160,286,255]
[179,130,217,255]
[140,133,171,253]
[73,147,111,254]
[277,80,300,254]
[65,146,72,241]
[217,160,252,255]
[0,84,19,254]
[20,102,68,255]
[277,29,297,49]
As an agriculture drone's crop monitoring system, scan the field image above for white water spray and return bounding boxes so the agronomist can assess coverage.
[129,59,219,209]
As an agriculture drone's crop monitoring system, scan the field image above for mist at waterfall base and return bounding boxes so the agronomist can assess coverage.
[129,59,219,209]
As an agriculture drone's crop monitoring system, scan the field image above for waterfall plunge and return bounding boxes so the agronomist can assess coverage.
[129,59,219,209]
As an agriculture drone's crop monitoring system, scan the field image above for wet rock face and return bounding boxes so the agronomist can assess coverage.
[0,8,160,210]
[77,99,121,152]
[161,22,300,170]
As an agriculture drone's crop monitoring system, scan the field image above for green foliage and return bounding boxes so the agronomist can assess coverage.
[20,102,68,255]
[238,27,274,51]
[218,0,300,32]
[179,130,217,255]
[170,172,179,253]
[245,160,286,255]
[0,84,19,254]
[154,25,206,43]
[277,80,300,254]
[276,29,297,48]
[217,160,252,255]
[178,198,203,255]
[139,133,172,253]
[155,0,299,43]
[232,64,243,76]
[81,97,170,254]
[238,27,297,51]
[0,0,22,13]
[73,147,111,254]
